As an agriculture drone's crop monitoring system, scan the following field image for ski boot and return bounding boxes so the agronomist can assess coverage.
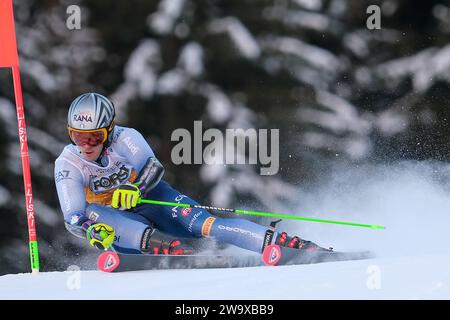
[274,232,330,252]
[266,219,331,252]
[140,227,194,255]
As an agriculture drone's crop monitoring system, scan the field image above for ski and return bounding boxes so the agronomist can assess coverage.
[97,245,373,273]
[261,244,372,266]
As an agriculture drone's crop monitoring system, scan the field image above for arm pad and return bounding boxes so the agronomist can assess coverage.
[135,157,165,197]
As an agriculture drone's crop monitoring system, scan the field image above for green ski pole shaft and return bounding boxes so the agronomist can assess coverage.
[137,198,385,230]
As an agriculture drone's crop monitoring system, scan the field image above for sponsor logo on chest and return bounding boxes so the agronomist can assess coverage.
[89,162,133,193]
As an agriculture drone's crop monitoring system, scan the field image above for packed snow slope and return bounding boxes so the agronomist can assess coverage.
[2,161,450,299]
[1,253,450,299]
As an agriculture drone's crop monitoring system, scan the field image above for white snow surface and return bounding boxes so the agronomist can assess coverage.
[1,253,450,299]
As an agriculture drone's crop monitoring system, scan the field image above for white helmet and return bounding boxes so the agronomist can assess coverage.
[67,93,115,147]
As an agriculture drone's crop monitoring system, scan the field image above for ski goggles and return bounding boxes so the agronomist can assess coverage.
[68,127,108,146]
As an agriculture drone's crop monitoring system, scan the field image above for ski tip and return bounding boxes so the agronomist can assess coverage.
[262,244,282,266]
[98,251,120,273]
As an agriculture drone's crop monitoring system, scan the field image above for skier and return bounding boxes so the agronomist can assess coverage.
[54,93,323,256]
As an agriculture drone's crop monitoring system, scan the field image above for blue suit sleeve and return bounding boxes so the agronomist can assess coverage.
[114,128,157,174]
[54,159,88,231]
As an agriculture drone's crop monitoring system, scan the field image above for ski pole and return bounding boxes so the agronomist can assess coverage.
[137,198,386,230]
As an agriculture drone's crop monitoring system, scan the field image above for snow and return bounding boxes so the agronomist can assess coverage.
[301,132,371,160]
[178,42,204,77]
[373,44,450,93]
[123,40,161,94]
[0,98,17,132]
[293,0,323,11]
[1,253,450,299]
[156,70,188,95]
[209,17,261,60]
[29,198,60,226]
[0,185,11,207]
[263,6,342,34]
[374,109,409,136]
[147,0,186,35]
[26,127,66,157]
[298,92,371,136]
[344,29,402,59]
[260,36,341,74]
[203,86,233,124]
[328,0,347,17]
[14,1,104,94]
[283,10,332,32]
[297,91,373,159]
[114,39,161,119]
[20,59,61,92]
[433,3,450,32]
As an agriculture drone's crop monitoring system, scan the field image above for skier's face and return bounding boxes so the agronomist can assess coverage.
[69,128,107,161]
[69,129,106,146]
[78,142,104,161]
